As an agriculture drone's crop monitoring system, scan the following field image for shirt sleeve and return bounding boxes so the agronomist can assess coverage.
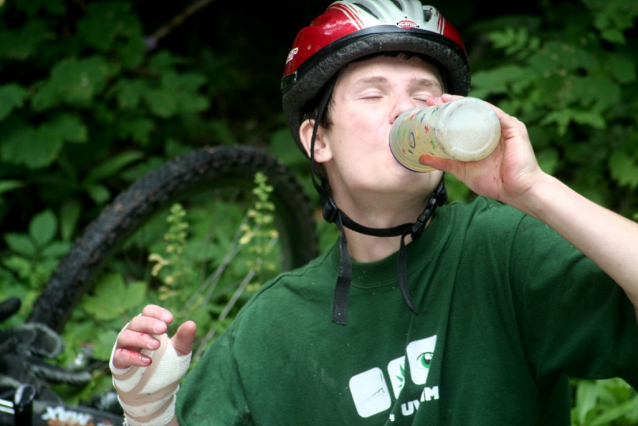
[510,215,638,389]
[175,325,254,426]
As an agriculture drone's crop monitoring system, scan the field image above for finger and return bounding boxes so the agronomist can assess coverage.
[112,347,153,369]
[140,304,174,324]
[171,321,197,356]
[418,155,455,173]
[127,313,170,337]
[118,327,163,351]
[426,96,443,106]
[440,93,464,103]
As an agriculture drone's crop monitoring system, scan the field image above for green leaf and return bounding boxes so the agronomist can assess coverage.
[4,234,36,257]
[567,75,620,112]
[126,281,148,309]
[209,120,237,145]
[92,330,120,360]
[2,256,33,278]
[145,89,177,118]
[536,149,559,175]
[606,54,637,84]
[487,27,539,56]
[0,20,54,61]
[0,114,86,168]
[118,36,147,69]
[575,379,598,424]
[528,41,598,74]
[14,0,65,16]
[31,56,112,110]
[81,273,126,321]
[110,79,149,109]
[77,2,143,51]
[609,151,638,189]
[161,71,206,93]
[81,273,147,321]
[115,117,155,144]
[159,71,209,114]
[59,200,82,242]
[0,180,24,195]
[582,0,638,45]
[29,210,57,247]
[0,126,62,169]
[269,128,307,168]
[541,109,606,135]
[148,51,184,73]
[40,113,88,144]
[0,84,29,120]
[83,183,111,204]
[589,397,638,426]
[40,241,71,259]
[469,65,533,97]
[85,151,144,182]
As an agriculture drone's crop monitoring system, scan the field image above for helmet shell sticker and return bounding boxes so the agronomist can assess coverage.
[396,19,419,29]
[286,47,299,65]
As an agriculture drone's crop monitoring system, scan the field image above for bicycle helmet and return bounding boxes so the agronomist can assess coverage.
[280,0,470,325]
[282,0,470,153]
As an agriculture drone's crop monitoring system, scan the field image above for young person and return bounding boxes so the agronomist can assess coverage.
[109,1,638,425]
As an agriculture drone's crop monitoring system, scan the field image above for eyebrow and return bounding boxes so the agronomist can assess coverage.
[353,75,388,87]
[410,77,442,91]
[352,75,442,92]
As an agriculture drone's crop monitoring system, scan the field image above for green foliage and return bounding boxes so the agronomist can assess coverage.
[1,209,70,289]
[469,0,638,215]
[80,273,147,321]
[0,209,70,328]
[0,0,216,236]
[51,173,281,403]
[571,378,638,425]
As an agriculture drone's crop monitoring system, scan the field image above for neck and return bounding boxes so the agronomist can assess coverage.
[334,191,429,263]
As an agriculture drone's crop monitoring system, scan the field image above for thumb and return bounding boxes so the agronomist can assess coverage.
[170,320,197,356]
[419,154,455,173]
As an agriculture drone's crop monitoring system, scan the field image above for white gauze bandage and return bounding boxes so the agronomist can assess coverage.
[110,332,191,426]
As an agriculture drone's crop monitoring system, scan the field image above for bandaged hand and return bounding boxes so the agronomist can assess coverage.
[109,305,197,426]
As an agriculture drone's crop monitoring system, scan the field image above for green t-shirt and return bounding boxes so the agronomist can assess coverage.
[176,197,638,425]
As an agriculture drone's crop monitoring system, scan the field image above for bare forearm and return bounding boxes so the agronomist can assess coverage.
[509,172,638,307]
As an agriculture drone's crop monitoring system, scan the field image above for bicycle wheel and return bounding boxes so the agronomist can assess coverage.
[28,146,318,354]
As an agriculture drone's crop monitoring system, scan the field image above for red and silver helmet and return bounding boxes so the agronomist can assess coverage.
[281,0,471,153]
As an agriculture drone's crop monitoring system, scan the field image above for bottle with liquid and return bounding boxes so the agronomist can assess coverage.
[389,97,501,172]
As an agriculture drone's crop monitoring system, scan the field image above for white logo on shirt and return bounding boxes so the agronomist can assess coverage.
[349,335,438,418]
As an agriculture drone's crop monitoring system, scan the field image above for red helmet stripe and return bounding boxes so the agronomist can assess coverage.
[332,3,365,30]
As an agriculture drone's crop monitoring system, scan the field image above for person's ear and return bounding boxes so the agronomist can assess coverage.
[299,119,332,163]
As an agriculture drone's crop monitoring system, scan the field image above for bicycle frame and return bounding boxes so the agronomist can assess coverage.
[0,384,123,426]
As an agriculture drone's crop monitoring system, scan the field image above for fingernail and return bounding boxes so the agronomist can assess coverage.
[141,356,152,365]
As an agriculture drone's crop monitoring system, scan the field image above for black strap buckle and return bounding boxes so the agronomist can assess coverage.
[321,195,339,223]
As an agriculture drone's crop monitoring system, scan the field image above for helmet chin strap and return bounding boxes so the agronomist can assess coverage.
[309,79,447,325]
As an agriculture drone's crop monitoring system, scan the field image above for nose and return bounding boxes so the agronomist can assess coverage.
[391,93,419,124]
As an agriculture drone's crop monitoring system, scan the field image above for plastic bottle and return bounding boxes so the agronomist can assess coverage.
[389,97,501,172]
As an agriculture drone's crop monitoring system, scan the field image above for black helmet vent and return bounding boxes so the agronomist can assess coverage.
[353,3,379,19]
[389,0,403,11]
[423,9,432,22]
